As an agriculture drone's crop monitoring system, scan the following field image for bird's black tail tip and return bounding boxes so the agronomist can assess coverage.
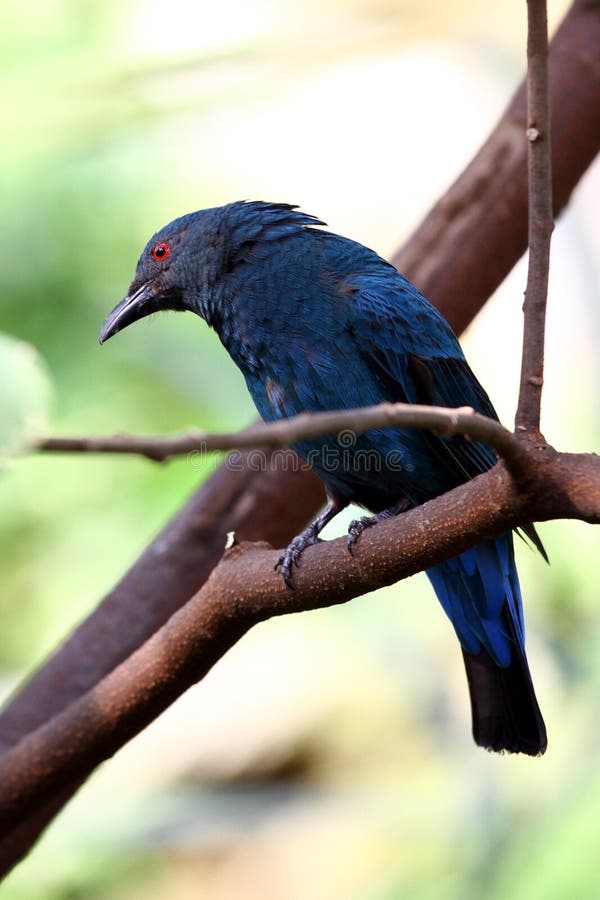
[462,647,547,757]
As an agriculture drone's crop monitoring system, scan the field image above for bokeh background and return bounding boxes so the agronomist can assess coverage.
[1,1,599,897]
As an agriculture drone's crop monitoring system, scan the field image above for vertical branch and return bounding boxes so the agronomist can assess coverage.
[516,0,554,434]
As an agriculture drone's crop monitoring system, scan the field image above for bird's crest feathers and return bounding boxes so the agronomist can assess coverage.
[223,201,326,261]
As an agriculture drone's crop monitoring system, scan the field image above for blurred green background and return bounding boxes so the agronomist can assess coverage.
[1,1,599,897]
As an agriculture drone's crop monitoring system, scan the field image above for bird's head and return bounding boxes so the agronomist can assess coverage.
[99,201,326,344]
[99,209,218,344]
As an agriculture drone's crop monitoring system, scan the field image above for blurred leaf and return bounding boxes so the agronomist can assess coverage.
[0,332,52,459]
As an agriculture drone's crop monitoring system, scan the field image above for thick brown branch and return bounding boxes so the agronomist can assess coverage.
[0,451,325,874]
[0,449,598,834]
[36,403,532,480]
[516,0,554,433]
[391,0,599,334]
[0,452,323,752]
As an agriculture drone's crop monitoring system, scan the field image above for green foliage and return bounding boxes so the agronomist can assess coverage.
[0,334,51,459]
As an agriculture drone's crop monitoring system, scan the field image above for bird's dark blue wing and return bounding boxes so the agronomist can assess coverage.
[346,271,546,558]
[349,277,499,482]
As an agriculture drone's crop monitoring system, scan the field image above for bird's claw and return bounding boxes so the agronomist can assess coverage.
[347,501,410,554]
[275,528,320,588]
[347,515,378,555]
[274,549,298,589]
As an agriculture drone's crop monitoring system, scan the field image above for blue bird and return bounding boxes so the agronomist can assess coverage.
[100,201,547,755]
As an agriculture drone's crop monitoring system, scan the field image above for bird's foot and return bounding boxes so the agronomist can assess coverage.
[347,500,410,555]
[275,489,348,588]
[347,515,383,554]
[275,525,321,588]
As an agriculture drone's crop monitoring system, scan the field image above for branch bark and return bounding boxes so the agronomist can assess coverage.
[0,448,598,835]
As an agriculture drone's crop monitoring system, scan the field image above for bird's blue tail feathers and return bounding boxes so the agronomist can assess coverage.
[427,535,547,755]
[427,535,524,667]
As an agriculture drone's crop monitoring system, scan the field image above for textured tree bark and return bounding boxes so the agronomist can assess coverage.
[0,449,598,835]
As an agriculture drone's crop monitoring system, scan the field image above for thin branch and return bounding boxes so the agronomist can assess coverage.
[0,449,599,834]
[516,0,554,433]
[36,402,533,480]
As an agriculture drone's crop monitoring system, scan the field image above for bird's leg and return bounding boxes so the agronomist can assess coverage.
[347,498,411,555]
[276,489,347,588]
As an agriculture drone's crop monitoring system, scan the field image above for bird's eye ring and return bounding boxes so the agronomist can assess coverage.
[152,242,170,261]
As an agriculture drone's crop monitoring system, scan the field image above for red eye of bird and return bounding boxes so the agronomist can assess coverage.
[152,242,170,261]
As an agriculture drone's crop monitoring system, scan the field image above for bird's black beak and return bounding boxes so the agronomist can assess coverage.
[99,282,158,344]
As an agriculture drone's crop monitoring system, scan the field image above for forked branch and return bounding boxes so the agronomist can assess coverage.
[0,450,598,834]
